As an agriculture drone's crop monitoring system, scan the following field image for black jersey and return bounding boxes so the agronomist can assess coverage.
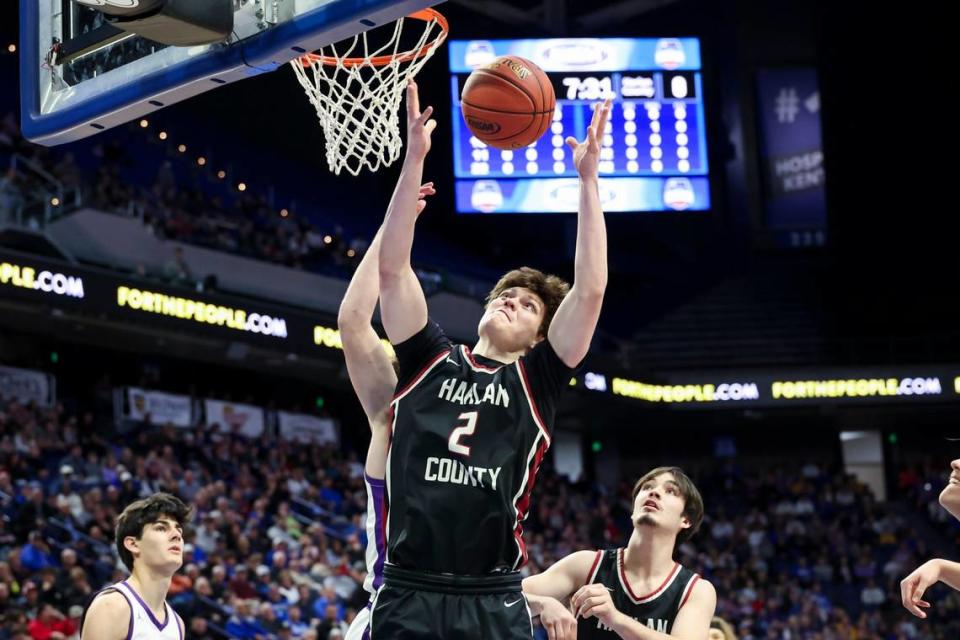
[578,549,700,638]
[385,320,573,575]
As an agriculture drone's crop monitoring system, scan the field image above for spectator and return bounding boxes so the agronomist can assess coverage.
[163,246,194,287]
[26,604,76,640]
[20,532,54,573]
[188,616,218,640]
[225,599,267,640]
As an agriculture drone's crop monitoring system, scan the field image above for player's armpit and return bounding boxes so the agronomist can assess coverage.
[80,591,131,640]
[523,549,599,602]
[668,578,717,640]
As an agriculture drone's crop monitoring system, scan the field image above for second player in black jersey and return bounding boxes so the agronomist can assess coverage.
[576,549,700,638]
[370,81,611,639]
[522,467,717,640]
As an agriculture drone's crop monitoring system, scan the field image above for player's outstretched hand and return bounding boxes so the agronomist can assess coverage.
[901,560,941,618]
[416,182,436,215]
[566,99,611,181]
[538,596,577,640]
[406,81,437,162]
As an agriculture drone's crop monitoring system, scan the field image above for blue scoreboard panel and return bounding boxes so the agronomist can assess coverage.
[449,38,710,214]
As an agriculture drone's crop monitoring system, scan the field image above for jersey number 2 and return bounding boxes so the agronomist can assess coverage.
[448,411,478,456]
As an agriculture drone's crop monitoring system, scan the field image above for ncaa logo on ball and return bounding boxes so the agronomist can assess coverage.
[485,58,531,81]
[465,117,501,135]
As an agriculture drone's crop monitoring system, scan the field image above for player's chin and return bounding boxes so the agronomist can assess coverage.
[939,483,960,510]
[634,513,657,528]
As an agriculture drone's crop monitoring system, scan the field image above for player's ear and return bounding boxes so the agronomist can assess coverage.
[124,535,140,557]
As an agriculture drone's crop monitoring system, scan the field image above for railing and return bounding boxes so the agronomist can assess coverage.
[290,496,354,541]
[47,516,114,557]
[1,153,83,229]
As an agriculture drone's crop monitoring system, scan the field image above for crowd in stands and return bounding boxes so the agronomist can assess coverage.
[1,110,368,283]
[3,389,960,640]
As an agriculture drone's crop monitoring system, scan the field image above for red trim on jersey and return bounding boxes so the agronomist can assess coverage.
[679,574,701,611]
[619,550,681,603]
[585,550,603,585]
[511,434,550,569]
[516,358,551,444]
[392,349,451,401]
[462,345,504,372]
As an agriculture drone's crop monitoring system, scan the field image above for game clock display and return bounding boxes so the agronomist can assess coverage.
[449,38,711,214]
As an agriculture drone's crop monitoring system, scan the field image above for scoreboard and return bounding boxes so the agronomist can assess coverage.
[448,38,711,214]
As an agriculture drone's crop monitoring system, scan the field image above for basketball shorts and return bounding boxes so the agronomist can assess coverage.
[369,565,533,640]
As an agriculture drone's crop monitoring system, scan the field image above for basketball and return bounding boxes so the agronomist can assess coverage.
[460,55,556,150]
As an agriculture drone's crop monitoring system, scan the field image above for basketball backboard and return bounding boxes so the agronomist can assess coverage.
[20,0,442,146]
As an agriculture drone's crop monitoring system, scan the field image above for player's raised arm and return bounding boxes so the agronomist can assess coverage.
[547,99,611,368]
[378,81,437,344]
[338,184,434,421]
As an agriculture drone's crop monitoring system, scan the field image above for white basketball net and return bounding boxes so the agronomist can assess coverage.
[290,14,446,176]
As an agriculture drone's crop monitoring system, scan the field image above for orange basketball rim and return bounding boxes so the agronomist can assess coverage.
[298,8,448,68]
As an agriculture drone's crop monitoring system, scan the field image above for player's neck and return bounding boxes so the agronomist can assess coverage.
[623,529,677,579]
[471,337,522,364]
[127,568,172,620]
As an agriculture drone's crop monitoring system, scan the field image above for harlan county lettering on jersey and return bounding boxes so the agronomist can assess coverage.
[596,617,669,633]
[425,456,502,491]
[438,378,510,407]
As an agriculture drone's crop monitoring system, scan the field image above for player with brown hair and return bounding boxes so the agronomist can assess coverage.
[523,467,717,640]
[368,80,611,639]
[81,492,191,640]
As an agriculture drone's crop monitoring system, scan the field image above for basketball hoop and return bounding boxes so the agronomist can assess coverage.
[290,8,448,176]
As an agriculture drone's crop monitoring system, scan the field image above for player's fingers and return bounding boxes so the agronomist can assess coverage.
[416,200,427,214]
[912,577,933,604]
[570,590,584,614]
[425,119,437,135]
[419,105,434,124]
[545,620,556,640]
[902,593,922,615]
[578,599,599,619]
[905,602,927,619]
[901,575,917,605]
[565,136,579,151]
[598,99,612,133]
[575,595,597,618]
[590,101,602,129]
[406,81,419,119]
